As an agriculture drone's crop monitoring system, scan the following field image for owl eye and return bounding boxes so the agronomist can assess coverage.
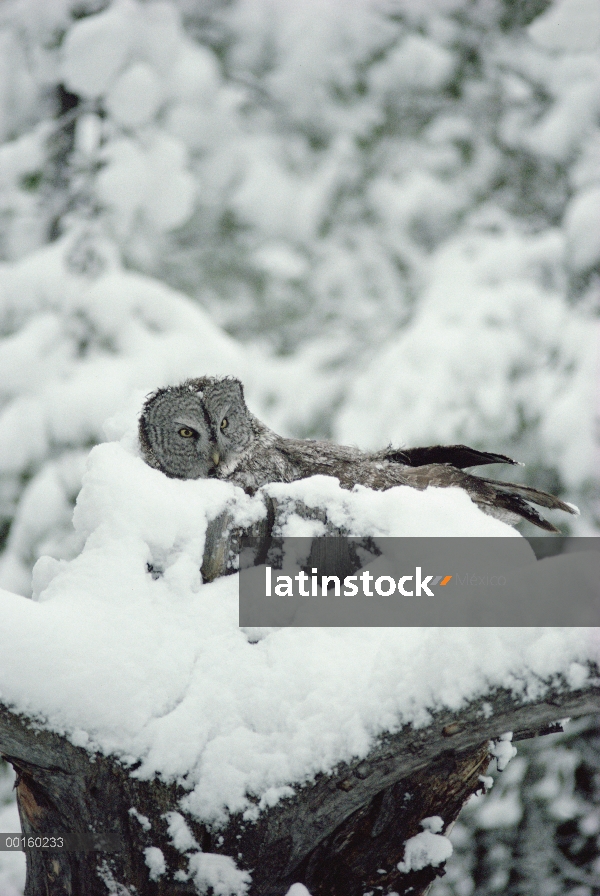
[178,427,195,438]
[220,418,228,430]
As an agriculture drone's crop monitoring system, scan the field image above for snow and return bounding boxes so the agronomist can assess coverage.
[165,812,200,852]
[478,775,494,792]
[166,43,221,100]
[60,0,228,239]
[0,0,596,542]
[0,796,25,896]
[566,661,590,689]
[105,62,164,128]
[60,0,184,100]
[422,816,445,833]
[265,476,522,538]
[0,0,599,890]
[74,113,103,157]
[489,733,518,772]
[129,807,151,831]
[60,0,135,98]
[564,185,600,272]
[144,846,166,880]
[97,134,196,234]
[397,817,453,873]
[185,852,251,896]
[376,34,455,90]
[528,0,600,52]
[0,236,274,595]
[474,789,523,829]
[335,228,598,501]
[0,430,596,835]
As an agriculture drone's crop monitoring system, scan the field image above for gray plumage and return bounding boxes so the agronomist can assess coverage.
[139,376,577,533]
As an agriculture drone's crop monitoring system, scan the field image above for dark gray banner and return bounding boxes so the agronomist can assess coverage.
[238,537,600,626]
[0,833,123,852]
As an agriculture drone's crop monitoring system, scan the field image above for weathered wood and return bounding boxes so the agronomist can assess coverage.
[1,498,599,895]
[2,674,599,896]
[212,676,600,895]
[0,704,199,895]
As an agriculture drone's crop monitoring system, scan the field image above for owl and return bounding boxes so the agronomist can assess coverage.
[139,376,576,533]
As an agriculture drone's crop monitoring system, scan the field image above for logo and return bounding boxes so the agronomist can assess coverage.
[264,567,452,598]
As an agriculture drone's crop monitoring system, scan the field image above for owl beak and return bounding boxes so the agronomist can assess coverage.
[212,449,220,466]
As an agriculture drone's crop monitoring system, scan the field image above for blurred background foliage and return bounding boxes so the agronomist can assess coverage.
[0,0,598,596]
[436,718,600,896]
[0,0,598,893]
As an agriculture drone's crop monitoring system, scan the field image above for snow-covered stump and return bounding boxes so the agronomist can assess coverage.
[1,672,599,896]
[0,444,599,896]
[0,702,195,895]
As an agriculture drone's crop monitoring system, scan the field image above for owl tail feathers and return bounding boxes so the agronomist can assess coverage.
[479,477,579,533]
[386,445,520,469]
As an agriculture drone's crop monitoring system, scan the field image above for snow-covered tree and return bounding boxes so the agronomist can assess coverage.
[0,0,596,561]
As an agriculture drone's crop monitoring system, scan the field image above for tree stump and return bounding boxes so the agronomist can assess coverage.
[1,497,598,896]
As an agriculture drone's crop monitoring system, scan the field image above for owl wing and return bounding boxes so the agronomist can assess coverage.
[260,434,576,532]
[279,437,516,472]
[381,444,519,469]
[276,436,363,468]
[473,475,578,532]
[385,464,577,533]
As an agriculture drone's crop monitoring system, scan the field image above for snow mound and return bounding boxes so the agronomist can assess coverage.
[0,433,595,827]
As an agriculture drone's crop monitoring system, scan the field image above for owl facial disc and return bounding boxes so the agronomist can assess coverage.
[139,387,217,480]
[139,377,254,481]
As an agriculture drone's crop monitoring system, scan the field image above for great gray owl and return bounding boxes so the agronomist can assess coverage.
[139,376,576,532]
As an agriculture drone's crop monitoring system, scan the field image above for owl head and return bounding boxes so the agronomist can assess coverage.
[138,377,254,480]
